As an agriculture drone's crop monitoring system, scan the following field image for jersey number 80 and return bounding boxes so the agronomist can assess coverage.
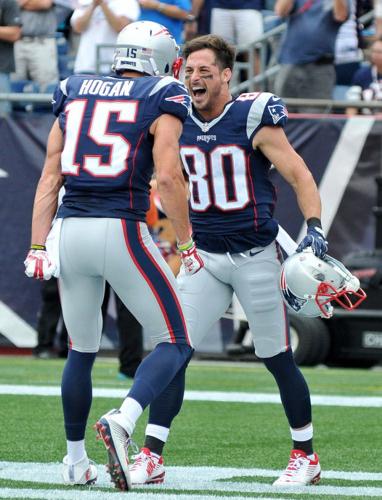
[180,145,251,212]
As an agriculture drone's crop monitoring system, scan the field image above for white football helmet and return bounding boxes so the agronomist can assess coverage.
[112,21,182,77]
[280,250,367,318]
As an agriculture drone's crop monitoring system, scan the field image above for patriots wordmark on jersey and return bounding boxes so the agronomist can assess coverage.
[180,92,288,253]
[52,74,191,221]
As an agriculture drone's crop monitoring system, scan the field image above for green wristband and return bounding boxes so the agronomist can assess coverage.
[30,244,46,251]
[177,238,194,252]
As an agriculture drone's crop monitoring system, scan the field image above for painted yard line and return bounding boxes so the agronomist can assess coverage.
[0,490,288,500]
[0,384,381,407]
[1,463,382,483]
[1,462,382,498]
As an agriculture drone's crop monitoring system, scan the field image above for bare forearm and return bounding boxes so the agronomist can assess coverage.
[292,169,322,222]
[101,3,130,32]
[274,0,294,17]
[21,0,52,10]
[147,1,191,20]
[156,171,190,245]
[31,173,63,245]
[192,0,204,16]
[72,6,95,33]
[333,0,348,22]
[0,26,21,42]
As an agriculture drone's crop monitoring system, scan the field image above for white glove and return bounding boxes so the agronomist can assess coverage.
[178,239,204,275]
[24,248,57,280]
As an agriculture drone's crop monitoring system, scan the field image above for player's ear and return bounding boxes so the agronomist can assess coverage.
[222,68,231,84]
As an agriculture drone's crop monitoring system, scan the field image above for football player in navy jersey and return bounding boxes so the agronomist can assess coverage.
[24,21,204,491]
[130,34,328,487]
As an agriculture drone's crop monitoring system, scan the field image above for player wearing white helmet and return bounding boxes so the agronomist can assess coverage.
[128,33,364,489]
[24,21,202,491]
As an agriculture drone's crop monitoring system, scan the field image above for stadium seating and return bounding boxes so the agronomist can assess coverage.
[10,79,40,112]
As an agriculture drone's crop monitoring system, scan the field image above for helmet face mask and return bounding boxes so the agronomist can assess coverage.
[112,21,181,77]
[280,250,367,318]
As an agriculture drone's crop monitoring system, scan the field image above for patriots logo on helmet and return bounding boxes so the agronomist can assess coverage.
[280,270,307,312]
[268,104,288,124]
[165,94,191,112]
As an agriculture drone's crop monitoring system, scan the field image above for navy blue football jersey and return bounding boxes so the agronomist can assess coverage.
[53,74,191,221]
[180,92,288,253]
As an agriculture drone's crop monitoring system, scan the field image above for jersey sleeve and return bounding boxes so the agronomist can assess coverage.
[146,76,191,124]
[243,92,288,142]
[52,78,69,116]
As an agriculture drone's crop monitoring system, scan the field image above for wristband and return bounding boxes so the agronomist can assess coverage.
[306,217,322,229]
[185,14,196,22]
[177,238,194,252]
[30,244,46,250]
[157,2,165,12]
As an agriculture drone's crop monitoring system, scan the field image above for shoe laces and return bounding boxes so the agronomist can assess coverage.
[130,448,156,471]
[284,455,308,476]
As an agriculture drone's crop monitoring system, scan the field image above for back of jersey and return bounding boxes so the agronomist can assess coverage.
[53,74,190,221]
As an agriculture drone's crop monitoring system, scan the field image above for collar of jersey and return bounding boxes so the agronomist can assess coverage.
[190,101,235,132]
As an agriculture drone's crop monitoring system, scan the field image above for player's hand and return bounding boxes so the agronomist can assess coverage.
[24,248,56,280]
[178,239,204,275]
[296,218,328,258]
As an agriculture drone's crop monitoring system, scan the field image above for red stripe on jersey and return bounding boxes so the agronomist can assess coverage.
[245,153,258,231]
[129,132,145,209]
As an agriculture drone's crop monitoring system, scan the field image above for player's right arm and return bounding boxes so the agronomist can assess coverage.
[150,113,190,246]
[30,119,64,246]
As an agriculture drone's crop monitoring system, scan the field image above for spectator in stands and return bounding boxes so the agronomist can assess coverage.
[138,0,193,45]
[210,1,265,84]
[274,0,349,113]
[375,0,382,38]
[346,35,382,114]
[12,0,59,91]
[0,0,21,115]
[210,1,264,46]
[70,0,140,74]
[335,0,363,86]
[183,0,208,40]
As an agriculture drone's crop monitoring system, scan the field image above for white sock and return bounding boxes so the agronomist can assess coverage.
[290,423,313,443]
[145,423,170,443]
[67,440,86,465]
[119,396,143,434]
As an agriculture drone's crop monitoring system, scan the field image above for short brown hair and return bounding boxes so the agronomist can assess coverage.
[183,34,236,71]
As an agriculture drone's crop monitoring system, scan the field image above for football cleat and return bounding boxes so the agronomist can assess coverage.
[130,447,165,484]
[95,409,132,491]
[62,454,97,485]
[273,449,321,486]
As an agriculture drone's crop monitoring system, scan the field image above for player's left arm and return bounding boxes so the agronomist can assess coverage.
[30,118,64,246]
[253,126,328,257]
[253,126,321,221]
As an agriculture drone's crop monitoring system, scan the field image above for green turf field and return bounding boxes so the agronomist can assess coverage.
[0,355,381,499]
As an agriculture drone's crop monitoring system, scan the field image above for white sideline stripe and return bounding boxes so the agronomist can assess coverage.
[1,384,382,407]
[0,301,37,347]
[0,490,284,500]
[297,115,375,242]
[1,463,382,498]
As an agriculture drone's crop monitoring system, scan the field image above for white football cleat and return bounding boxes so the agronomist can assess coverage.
[273,449,321,486]
[130,447,165,484]
[95,409,132,491]
[62,454,97,485]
